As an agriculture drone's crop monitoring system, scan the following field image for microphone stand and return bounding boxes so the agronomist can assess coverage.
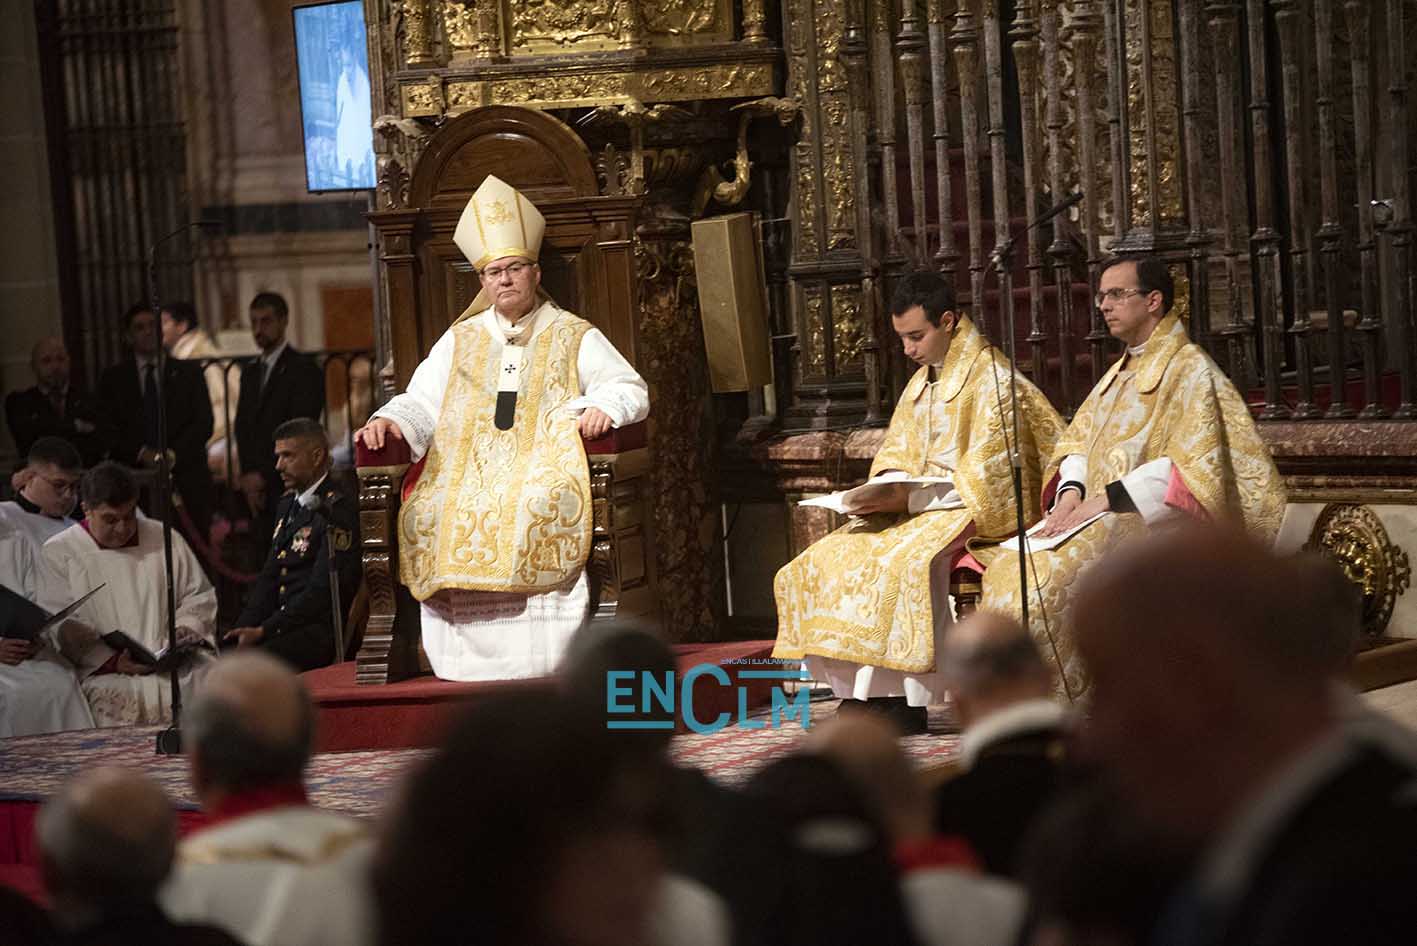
[149,220,221,756]
[987,191,1084,644]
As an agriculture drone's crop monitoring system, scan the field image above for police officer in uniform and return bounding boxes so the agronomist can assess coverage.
[225,417,360,671]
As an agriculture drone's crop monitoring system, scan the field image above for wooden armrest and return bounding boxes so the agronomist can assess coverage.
[583,421,648,455]
[356,438,412,468]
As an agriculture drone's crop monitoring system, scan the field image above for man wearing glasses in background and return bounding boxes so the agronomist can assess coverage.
[975,256,1285,697]
[3,436,85,545]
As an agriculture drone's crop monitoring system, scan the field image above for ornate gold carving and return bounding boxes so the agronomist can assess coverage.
[638,63,774,100]
[445,80,485,111]
[578,100,693,195]
[786,0,819,257]
[832,286,864,369]
[488,72,627,109]
[1306,503,1413,636]
[443,1,502,58]
[634,235,720,639]
[374,115,433,209]
[401,81,445,118]
[1125,0,1184,227]
[802,285,827,376]
[509,0,620,51]
[397,0,436,66]
[639,0,720,36]
[743,0,769,43]
[696,97,801,211]
[815,0,855,251]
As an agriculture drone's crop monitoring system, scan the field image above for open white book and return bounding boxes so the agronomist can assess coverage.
[998,511,1109,552]
[798,471,955,516]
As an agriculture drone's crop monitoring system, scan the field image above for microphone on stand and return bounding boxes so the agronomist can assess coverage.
[986,191,1083,703]
[149,219,223,756]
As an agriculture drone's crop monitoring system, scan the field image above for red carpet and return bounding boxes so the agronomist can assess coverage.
[305,641,783,752]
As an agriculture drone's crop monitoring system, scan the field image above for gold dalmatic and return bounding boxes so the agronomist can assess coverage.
[978,313,1288,695]
[773,315,1063,673]
[399,311,593,600]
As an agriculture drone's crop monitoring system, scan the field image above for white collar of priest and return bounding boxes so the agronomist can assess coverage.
[1127,341,1147,357]
[296,472,329,509]
[493,300,550,344]
[958,698,1067,769]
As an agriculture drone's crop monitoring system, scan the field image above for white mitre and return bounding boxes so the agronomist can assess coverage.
[453,175,549,318]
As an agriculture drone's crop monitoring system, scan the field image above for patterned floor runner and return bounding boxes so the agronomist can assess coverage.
[0,700,959,820]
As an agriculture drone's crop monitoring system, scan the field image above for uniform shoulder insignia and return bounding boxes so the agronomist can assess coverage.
[331,527,353,552]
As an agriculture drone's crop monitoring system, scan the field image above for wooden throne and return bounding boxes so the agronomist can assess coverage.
[354,106,656,685]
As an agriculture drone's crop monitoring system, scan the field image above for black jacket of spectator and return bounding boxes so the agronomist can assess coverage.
[932,719,1068,877]
[234,347,325,517]
[57,902,244,946]
[233,474,360,671]
[5,385,111,468]
[98,356,214,536]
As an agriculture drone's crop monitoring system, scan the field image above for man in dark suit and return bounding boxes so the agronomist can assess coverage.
[1074,529,1417,946]
[4,336,110,467]
[225,418,359,671]
[98,304,214,538]
[234,291,325,534]
[932,612,1069,876]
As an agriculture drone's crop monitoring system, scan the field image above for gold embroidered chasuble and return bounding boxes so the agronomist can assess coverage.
[399,309,594,601]
[978,313,1287,695]
[772,315,1063,673]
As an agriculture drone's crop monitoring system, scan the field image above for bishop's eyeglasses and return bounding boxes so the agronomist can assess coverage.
[481,261,535,281]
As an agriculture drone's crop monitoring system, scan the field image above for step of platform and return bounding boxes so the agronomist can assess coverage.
[303,640,781,752]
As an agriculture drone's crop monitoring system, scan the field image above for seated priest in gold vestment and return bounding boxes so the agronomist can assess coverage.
[773,272,1064,733]
[355,176,649,683]
[975,257,1286,698]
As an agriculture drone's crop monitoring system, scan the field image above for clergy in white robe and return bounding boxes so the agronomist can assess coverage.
[356,175,649,682]
[0,505,94,737]
[44,462,217,726]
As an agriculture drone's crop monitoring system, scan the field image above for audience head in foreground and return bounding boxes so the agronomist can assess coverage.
[559,619,678,760]
[36,766,176,923]
[809,711,933,845]
[939,611,1056,731]
[375,690,665,946]
[184,651,315,807]
[1073,525,1350,846]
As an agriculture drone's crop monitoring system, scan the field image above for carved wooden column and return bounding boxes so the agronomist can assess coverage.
[1346,0,1386,418]
[1043,1,1076,410]
[1011,1,1047,386]
[783,0,872,426]
[927,0,960,288]
[355,457,420,683]
[1177,0,1215,359]
[951,2,988,321]
[1314,0,1353,419]
[1273,0,1317,416]
[844,0,886,423]
[1208,0,1251,378]
[1246,0,1289,419]
[1384,0,1417,418]
[898,1,931,268]
[1072,0,1109,386]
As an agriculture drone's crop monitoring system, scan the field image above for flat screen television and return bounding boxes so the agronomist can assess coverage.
[292,0,376,192]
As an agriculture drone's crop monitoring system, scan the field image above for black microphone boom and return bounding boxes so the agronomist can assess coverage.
[148,219,223,755]
[986,190,1083,702]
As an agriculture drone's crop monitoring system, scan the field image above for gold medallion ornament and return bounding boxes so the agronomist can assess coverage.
[1305,503,1412,637]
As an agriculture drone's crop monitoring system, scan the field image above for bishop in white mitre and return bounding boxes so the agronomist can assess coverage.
[356,175,649,682]
[0,505,94,737]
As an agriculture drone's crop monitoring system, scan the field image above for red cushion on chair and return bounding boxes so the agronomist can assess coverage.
[583,421,648,455]
[356,437,413,468]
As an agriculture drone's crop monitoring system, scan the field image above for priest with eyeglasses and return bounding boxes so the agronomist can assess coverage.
[974,256,1285,697]
[355,175,649,682]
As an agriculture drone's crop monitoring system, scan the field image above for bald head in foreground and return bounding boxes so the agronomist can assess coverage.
[184,651,315,807]
[930,612,1071,877]
[1072,525,1417,946]
[163,652,375,946]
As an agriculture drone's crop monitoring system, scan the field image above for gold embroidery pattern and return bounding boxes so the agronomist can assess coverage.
[773,317,1063,673]
[400,312,593,598]
[979,314,1287,695]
